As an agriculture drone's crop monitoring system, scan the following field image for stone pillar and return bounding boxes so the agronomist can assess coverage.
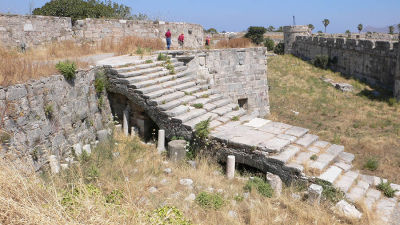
[168,140,186,162]
[131,127,138,137]
[226,155,235,179]
[157,129,166,153]
[266,172,283,197]
[308,184,323,204]
[123,107,129,136]
[283,25,311,54]
[48,155,60,174]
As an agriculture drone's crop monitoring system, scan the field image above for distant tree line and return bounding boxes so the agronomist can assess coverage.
[244,26,284,54]
[32,0,148,23]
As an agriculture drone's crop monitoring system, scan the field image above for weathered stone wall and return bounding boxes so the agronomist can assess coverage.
[74,18,204,49]
[290,36,399,91]
[396,36,400,100]
[283,25,311,54]
[0,69,112,172]
[0,14,204,49]
[0,14,73,47]
[186,48,270,116]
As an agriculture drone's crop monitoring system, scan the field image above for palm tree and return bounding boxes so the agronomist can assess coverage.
[322,19,330,33]
[357,24,363,33]
[389,25,394,34]
[308,24,315,32]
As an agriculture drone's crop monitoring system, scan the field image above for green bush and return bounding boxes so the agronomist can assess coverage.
[194,118,211,140]
[94,71,108,94]
[136,47,144,55]
[274,43,284,55]
[105,189,124,205]
[313,55,329,69]
[56,61,76,80]
[264,37,275,51]
[388,98,398,106]
[44,104,54,118]
[157,53,168,61]
[192,103,203,109]
[231,116,239,121]
[315,179,344,203]
[145,59,153,64]
[377,181,398,198]
[244,177,273,197]
[364,157,379,171]
[147,206,192,224]
[310,154,318,161]
[33,0,131,23]
[195,192,224,210]
[244,26,267,45]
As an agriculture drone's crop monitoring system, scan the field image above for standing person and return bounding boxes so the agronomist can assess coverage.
[178,33,184,49]
[165,29,171,50]
[205,36,211,46]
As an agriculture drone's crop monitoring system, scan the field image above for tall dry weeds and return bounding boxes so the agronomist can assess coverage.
[215,38,253,49]
[0,132,381,224]
[0,36,164,86]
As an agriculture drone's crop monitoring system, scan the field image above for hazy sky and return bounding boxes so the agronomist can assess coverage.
[1,0,399,33]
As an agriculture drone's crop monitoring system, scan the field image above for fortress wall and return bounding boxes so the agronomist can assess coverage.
[0,14,204,49]
[290,35,399,91]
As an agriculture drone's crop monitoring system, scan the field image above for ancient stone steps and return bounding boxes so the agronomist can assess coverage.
[114,60,168,73]
[118,61,183,78]
[134,71,192,94]
[123,65,187,83]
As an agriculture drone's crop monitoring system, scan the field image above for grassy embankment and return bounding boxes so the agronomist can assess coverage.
[267,55,400,183]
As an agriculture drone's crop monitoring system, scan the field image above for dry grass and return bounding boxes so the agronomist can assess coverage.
[267,55,400,183]
[215,38,253,49]
[0,36,163,86]
[0,132,380,224]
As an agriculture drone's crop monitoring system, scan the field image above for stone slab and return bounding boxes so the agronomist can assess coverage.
[376,198,397,222]
[259,137,291,152]
[293,151,314,165]
[284,126,309,137]
[334,170,359,192]
[325,144,344,156]
[276,134,297,143]
[319,166,342,183]
[270,145,301,163]
[243,118,271,128]
[313,141,330,148]
[295,134,319,147]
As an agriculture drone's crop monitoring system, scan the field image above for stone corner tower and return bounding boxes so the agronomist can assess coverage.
[283,25,311,54]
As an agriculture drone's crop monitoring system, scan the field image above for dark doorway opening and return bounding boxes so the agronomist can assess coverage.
[238,98,248,109]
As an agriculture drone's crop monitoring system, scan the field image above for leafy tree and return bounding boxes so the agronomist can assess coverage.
[264,38,274,51]
[131,13,148,21]
[357,24,363,33]
[206,28,218,34]
[398,24,400,33]
[275,26,283,32]
[32,0,131,23]
[322,19,330,33]
[317,30,323,34]
[273,43,284,55]
[308,24,315,31]
[389,25,395,34]
[345,30,351,35]
[266,26,275,32]
[244,26,267,45]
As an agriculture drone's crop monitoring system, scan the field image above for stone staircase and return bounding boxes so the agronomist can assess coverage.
[211,119,400,224]
[106,55,247,137]
[101,54,399,224]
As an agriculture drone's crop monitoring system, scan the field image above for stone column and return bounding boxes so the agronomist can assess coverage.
[226,155,235,179]
[48,155,60,174]
[168,140,186,162]
[157,129,166,153]
[123,107,129,136]
[308,184,323,204]
[283,25,311,54]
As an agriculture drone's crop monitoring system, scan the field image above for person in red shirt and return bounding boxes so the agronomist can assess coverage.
[165,29,171,50]
[178,33,184,49]
[205,36,211,46]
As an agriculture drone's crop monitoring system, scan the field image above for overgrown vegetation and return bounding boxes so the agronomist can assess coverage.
[264,37,275,51]
[364,157,379,171]
[313,55,329,69]
[33,0,132,23]
[215,38,253,49]
[44,103,54,118]
[157,53,168,61]
[192,103,203,109]
[315,179,344,203]
[268,55,400,182]
[244,177,273,198]
[195,192,224,210]
[244,26,267,45]
[377,180,398,198]
[94,71,108,94]
[273,43,284,55]
[148,206,192,224]
[56,61,76,80]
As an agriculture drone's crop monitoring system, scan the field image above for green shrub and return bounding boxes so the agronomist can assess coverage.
[264,37,275,51]
[105,189,124,205]
[231,116,239,121]
[194,118,211,140]
[364,157,379,171]
[244,26,267,45]
[145,59,153,64]
[200,94,209,98]
[310,154,318,161]
[136,47,144,55]
[388,98,398,106]
[244,177,273,197]
[147,206,192,224]
[233,194,244,202]
[94,71,108,94]
[274,43,284,55]
[192,103,203,109]
[195,192,224,210]
[44,104,54,118]
[313,55,329,69]
[56,61,76,80]
[315,179,344,203]
[157,53,168,61]
[97,95,104,108]
[377,180,398,198]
